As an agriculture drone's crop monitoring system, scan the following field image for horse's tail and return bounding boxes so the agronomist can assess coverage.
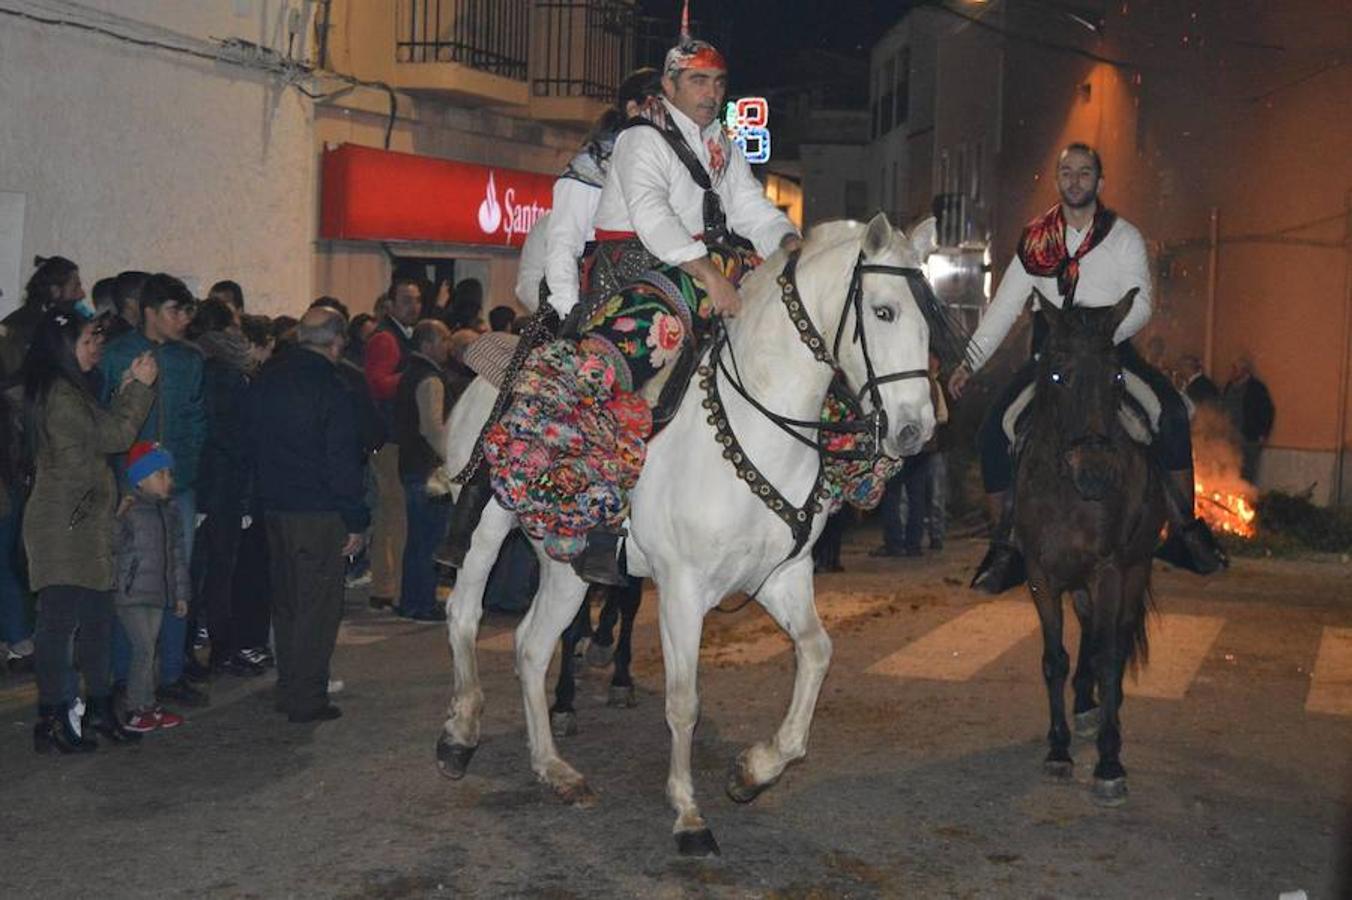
[1124,581,1156,678]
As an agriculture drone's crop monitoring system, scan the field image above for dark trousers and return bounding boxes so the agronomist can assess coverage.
[34,585,113,706]
[233,515,272,649]
[199,513,243,661]
[399,476,451,617]
[266,512,345,716]
[977,342,1193,494]
[901,452,936,552]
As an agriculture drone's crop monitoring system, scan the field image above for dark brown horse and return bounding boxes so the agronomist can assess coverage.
[1014,289,1165,806]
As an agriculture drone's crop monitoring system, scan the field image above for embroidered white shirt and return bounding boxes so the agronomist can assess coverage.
[541,178,602,315]
[593,98,797,267]
[967,213,1153,372]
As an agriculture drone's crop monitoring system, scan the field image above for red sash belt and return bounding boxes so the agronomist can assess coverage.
[593,229,702,243]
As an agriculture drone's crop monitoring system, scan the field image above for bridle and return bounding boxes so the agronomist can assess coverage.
[711,248,931,464]
[702,247,931,559]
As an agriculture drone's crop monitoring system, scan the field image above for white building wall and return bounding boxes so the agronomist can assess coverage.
[0,1,317,315]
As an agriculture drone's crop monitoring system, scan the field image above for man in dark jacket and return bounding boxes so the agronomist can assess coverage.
[393,320,455,621]
[1223,356,1276,483]
[101,273,206,705]
[244,307,368,723]
[1179,354,1221,410]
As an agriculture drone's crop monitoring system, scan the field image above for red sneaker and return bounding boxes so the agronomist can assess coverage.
[124,709,160,733]
[153,707,184,730]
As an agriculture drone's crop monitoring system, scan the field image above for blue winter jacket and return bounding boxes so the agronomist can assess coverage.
[100,331,207,493]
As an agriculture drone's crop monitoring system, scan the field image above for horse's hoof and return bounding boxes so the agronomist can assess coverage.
[550,710,578,737]
[554,778,599,808]
[675,828,721,857]
[607,684,637,708]
[1043,759,1074,779]
[435,733,477,780]
[587,642,615,668]
[1092,777,1128,807]
[1074,708,1102,739]
[726,765,779,805]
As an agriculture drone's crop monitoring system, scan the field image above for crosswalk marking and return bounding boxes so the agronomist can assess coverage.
[1306,627,1352,716]
[336,624,401,647]
[701,591,901,666]
[865,600,1038,681]
[1125,614,1225,699]
[480,629,516,653]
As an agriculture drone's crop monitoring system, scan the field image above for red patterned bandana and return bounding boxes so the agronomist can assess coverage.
[1016,203,1117,305]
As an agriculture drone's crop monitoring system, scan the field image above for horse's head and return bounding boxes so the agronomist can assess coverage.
[828,213,936,458]
[1034,288,1138,501]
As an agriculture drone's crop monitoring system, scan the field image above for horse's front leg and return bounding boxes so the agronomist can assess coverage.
[1069,588,1101,739]
[1088,562,1134,807]
[438,500,515,780]
[1028,563,1072,777]
[516,558,595,806]
[607,576,643,708]
[727,561,832,804]
[658,576,720,856]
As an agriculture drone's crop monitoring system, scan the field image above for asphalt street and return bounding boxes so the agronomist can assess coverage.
[2,532,1350,898]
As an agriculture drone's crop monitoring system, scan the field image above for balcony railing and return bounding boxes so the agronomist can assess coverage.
[396,0,530,82]
[531,0,636,100]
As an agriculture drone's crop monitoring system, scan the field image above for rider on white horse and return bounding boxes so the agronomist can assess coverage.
[948,143,1227,593]
[447,30,803,586]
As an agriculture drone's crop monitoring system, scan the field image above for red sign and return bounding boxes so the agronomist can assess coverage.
[320,143,554,247]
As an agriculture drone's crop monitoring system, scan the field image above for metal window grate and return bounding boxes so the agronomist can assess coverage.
[531,0,636,100]
[397,0,530,82]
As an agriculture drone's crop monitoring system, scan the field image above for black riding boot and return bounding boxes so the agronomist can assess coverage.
[971,492,1026,594]
[571,529,628,587]
[435,467,493,569]
[84,695,142,745]
[33,703,97,755]
[1156,468,1228,575]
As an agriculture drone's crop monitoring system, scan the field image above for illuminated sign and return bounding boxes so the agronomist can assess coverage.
[320,144,554,247]
[725,97,771,164]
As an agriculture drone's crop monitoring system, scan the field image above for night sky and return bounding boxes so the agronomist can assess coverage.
[639,0,909,87]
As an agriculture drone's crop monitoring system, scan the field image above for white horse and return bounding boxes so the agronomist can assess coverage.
[437,213,937,856]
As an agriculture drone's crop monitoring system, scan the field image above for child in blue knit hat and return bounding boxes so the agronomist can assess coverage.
[116,441,190,732]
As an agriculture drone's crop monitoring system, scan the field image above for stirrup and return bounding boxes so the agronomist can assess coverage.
[970,539,1026,594]
[571,529,628,587]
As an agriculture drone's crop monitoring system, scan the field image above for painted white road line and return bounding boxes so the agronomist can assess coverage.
[1306,626,1352,716]
[700,591,900,667]
[865,600,1038,681]
[1125,614,1225,699]
[336,624,398,647]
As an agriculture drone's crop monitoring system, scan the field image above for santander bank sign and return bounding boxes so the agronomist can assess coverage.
[320,144,553,249]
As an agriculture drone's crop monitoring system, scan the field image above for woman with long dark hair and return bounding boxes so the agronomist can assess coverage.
[1,255,86,376]
[23,310,157,753]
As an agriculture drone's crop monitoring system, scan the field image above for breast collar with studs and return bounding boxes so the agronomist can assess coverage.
[699,248,930,559]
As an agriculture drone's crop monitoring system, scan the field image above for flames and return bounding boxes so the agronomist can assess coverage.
[1190,405,1257,539]
[1194,479,1257,538]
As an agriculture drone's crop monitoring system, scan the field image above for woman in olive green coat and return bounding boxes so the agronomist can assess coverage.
[23,310,157,753]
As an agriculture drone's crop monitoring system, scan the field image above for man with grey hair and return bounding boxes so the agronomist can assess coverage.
[244,306,368,723]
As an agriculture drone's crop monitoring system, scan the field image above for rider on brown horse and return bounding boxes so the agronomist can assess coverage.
[949,143,1226,592]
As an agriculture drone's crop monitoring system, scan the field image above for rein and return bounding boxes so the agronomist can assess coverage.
[704,249,930,561]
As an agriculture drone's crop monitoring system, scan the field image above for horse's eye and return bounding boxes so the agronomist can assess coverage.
[873,306,895,323]
[1114,371,1125,384]
[1049,371,1063,384]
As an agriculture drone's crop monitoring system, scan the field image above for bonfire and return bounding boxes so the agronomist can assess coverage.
[1190,407,1257,539]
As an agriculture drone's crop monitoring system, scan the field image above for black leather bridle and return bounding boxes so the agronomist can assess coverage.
[712,249,932,464]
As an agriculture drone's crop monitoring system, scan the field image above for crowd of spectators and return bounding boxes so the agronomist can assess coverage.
[0,254,496,751]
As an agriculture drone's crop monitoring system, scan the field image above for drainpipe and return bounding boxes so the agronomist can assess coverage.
[1204,206,1219,375]
[1333,189,1352,506]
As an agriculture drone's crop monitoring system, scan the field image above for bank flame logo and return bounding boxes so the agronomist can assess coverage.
[478,171,502,235]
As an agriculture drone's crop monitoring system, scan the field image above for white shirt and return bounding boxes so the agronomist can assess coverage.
[966,212,1153,372]
[515,211,550,312]
[542,179,603,315]
[593,98,797,267]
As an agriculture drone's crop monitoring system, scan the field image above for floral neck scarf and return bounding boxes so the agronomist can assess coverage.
[1016,203,1117,305]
